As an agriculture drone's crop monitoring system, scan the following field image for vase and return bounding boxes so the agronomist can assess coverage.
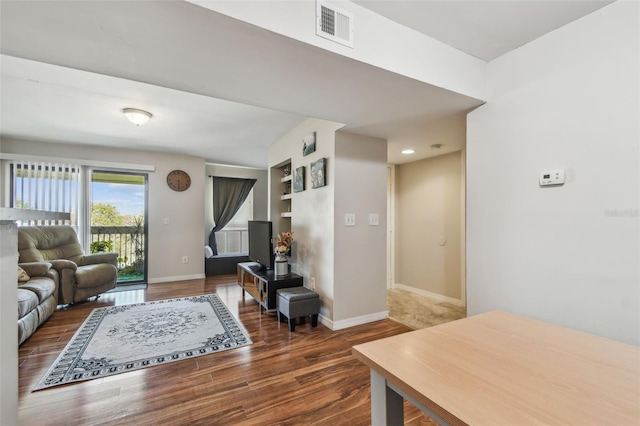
[274,253,288,276]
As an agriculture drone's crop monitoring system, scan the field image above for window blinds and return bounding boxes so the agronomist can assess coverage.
[11,160,80,226]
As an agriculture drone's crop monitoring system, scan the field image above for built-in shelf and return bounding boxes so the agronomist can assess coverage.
[271,161,292,235]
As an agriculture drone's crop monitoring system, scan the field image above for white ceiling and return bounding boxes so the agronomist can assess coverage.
[1,56,307,168]
[0,0,613,168]
[354,0,614,61]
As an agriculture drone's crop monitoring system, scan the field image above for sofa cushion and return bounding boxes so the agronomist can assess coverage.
[18,226,84,264]
[19,277,56,304]
[18,266,30,282]
[17,288,39,320]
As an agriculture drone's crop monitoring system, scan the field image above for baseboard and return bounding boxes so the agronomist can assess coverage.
[148,274,206,284]
[323,310,388,331]
[394,283,465,307]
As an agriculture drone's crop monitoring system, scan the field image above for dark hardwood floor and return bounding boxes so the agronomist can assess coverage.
[18,275,436,425]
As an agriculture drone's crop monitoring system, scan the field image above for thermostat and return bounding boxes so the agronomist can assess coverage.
[539,169,565,186]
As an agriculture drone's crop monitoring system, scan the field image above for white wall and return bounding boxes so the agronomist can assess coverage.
[396,150,463,300]
[188,0,486,101]
[268,119,388,328]
[0,221,18,426]
[269,118,343,322]
[1,139,207,284]
[467,1,639,345]
[333,131,388,324]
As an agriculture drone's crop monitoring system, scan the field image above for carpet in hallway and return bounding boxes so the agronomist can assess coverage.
[387,289,466,329]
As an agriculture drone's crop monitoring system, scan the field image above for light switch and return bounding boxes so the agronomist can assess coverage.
[345,213,356,227]
[369,213,379,226]
[163,217,170,225]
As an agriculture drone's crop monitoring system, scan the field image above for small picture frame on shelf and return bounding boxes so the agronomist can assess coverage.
[293,166,305,192]
[302,132,316,156]
[310,158,326,188]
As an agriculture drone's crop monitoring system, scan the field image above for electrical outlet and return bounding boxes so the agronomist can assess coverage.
[310,277,316,290]
[369,213,379,226]
[182,256,188,264]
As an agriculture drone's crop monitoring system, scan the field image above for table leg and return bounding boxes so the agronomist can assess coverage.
[370,370,403,426]
[239,270,246,297]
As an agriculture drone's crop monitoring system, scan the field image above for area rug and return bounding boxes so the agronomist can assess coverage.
[34,294,251,390]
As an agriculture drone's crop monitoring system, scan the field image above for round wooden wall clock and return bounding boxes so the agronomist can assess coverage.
[166,169,191,192]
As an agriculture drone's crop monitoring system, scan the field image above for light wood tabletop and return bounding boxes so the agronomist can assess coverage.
[352,310,640,425]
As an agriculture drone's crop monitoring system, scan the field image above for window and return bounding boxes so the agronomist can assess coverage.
[10,160,80,228]
[216,189,253,254]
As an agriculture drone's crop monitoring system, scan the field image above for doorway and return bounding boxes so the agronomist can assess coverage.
[90,170,148,285]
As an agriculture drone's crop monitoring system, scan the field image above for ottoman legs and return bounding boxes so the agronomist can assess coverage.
[276,287,320,332]
[285,314,317,332]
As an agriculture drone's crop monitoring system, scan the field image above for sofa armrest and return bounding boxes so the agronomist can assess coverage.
[49,259,78,272]
[79,252,118,267]
[18,261,53,277]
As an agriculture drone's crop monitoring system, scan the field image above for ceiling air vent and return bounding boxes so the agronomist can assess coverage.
[316,1,354,48]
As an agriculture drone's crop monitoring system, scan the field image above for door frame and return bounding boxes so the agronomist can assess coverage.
[85,168,149,285]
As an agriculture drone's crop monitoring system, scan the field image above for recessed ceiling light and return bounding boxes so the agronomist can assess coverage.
[123,108,153,126]
[401,149,415,155]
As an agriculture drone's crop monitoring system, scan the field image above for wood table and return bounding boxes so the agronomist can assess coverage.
[352,311,640,426]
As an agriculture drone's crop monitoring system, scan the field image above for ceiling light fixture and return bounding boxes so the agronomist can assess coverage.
[401,149,415,155]
[123,108,153,126]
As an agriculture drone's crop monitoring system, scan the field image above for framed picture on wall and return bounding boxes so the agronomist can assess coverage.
[302,132,316,156]
[293,166,305,192]
[310,158,326,188]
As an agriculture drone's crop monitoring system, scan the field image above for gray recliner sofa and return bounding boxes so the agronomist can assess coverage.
[18,225,118,305]
[17,261,59,345]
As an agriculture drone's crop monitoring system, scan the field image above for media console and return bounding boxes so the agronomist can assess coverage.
[237,262,303,312]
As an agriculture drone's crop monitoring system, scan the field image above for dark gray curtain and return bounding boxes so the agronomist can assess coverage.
[208,176,257,255]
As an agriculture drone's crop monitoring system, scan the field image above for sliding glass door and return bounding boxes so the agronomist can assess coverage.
[90,170,148,285]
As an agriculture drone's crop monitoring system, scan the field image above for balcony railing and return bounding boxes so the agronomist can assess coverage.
[90,226,145,279]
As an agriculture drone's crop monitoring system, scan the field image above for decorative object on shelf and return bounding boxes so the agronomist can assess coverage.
[283,164,291,176]
[303,132,316,156]
[167,169,191,191]
[310,158,326,188]
[275,254,288,276]
[274,231,294,276]
[275,231,294,255]
[293,166,305,192]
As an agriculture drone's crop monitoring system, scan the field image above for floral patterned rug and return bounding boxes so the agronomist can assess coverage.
[34,294,251,390]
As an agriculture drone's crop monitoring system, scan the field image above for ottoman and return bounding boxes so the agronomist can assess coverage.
[276,287,320,332]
